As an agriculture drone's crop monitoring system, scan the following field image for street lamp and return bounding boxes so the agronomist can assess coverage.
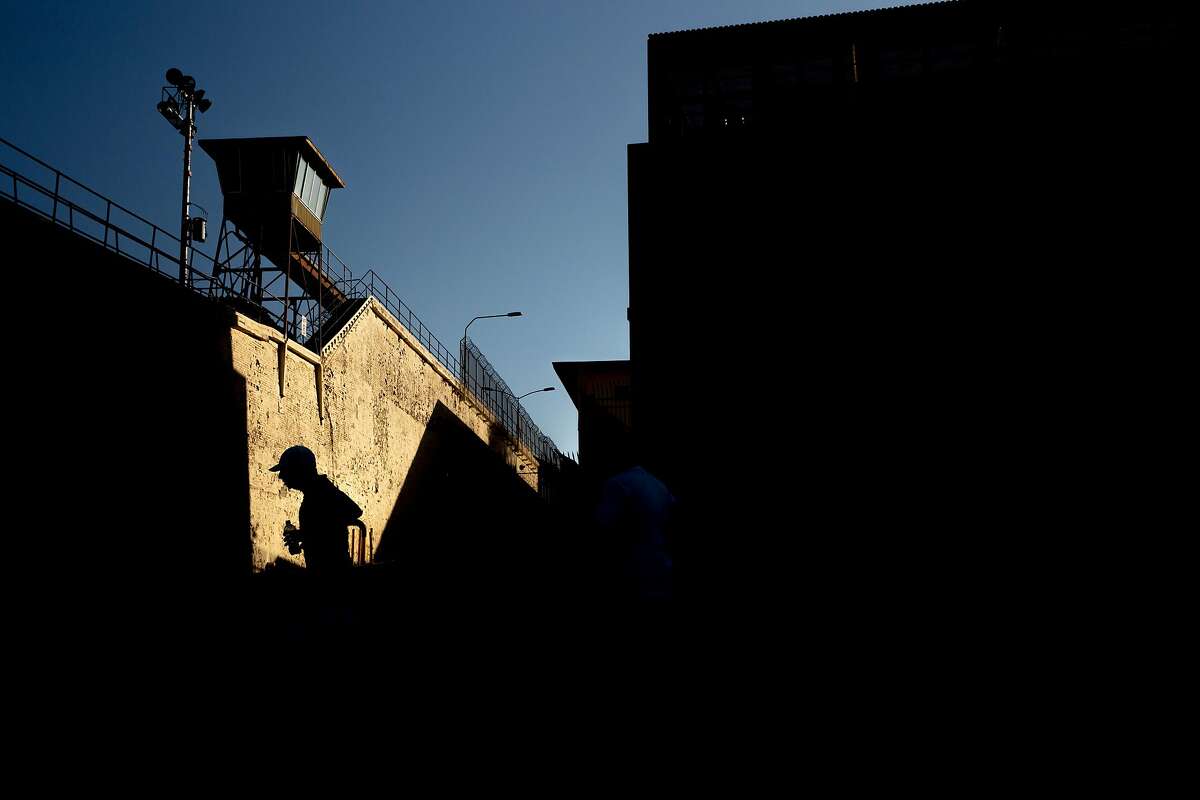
[460,311,522,388]
[480,386,555,452]
[156,67,213,287]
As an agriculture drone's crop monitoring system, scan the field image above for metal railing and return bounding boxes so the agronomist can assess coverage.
[333,269,464,376]
[2,135,207,282]
[462,337,561,467]
[1,135,564,469]
[0,135,293,323]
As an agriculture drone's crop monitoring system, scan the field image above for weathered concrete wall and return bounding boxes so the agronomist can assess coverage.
[6,188,570,669]
[5,192,541,594]
[231,297,537,571]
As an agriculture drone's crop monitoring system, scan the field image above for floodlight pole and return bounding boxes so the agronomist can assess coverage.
[178,93,195,287]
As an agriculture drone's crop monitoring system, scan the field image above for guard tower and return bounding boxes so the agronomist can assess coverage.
[199,136,347,342]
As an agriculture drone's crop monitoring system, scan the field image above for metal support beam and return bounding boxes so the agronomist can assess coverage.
[278,339,287,397]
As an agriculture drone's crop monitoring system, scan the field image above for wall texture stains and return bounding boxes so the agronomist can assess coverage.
[232,297,537,571]
[5,194,546,651]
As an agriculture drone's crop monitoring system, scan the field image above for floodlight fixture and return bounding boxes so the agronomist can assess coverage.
[155,67,215,287]
[157,99,183,129]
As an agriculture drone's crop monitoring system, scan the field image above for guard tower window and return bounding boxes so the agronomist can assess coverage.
[310,179,327,219]
[293,157,327,221]
[296,160,312,204]
[302,166,314,209]
[199,135,345,257]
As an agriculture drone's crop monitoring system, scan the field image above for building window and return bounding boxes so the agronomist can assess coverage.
[293,158,326,220]
[802,56,834,85]
[772,62,800,88]
[929,42,976,73]
[879,47,925,80]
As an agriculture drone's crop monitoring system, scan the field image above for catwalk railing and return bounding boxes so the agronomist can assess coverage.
[461,337,560,466]
[0,136,564,470]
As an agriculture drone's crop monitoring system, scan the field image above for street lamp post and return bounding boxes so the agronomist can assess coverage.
[156,67,213,287]
[460,311,522,390]
[481,386,555,453]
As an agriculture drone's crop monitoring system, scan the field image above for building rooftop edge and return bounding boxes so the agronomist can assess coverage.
[198,136,346,189]
[647,0,958,38]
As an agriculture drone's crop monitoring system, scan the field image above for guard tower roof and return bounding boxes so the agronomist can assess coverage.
[198,136,346,189]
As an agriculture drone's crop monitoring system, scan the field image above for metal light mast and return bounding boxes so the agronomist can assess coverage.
[156,67,213,287]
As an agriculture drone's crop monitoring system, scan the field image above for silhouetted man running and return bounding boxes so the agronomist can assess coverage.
[270,445,362,576]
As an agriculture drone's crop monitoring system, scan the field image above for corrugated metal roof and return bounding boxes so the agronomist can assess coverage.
[648,1,958,38]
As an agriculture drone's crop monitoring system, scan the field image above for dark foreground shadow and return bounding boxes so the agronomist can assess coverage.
[221,401,682,667]
[5,198,253,666]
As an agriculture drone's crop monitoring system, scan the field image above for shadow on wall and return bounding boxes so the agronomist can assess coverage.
[373,400,556,607]
[236,401,630,657]
[6,199,253,649]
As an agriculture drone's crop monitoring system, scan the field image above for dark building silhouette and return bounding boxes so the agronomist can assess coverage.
[626,1,1181,601]
[552,360,632,473]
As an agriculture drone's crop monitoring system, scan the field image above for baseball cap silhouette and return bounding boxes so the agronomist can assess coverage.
[269,445,317,473]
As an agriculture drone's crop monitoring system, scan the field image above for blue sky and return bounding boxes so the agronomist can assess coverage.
[1,0,919,454]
